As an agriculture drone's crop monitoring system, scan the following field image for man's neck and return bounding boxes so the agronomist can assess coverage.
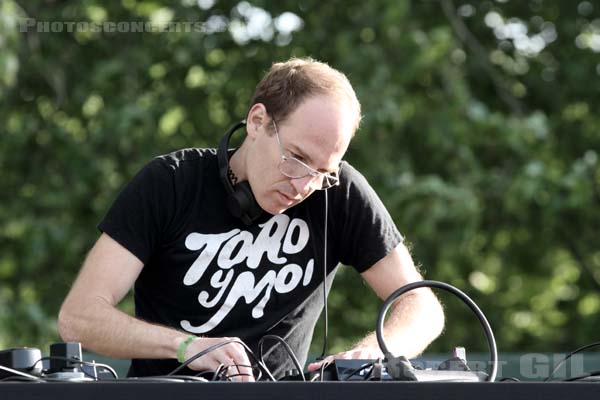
[227,142,247,182]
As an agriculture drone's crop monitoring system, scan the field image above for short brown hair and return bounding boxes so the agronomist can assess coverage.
[248,58,362,132]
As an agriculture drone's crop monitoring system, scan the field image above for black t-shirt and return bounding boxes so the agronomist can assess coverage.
[98,148,402,378]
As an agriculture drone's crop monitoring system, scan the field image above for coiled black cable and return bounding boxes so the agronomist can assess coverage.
[167,338,275,381]
[376,280,498,382]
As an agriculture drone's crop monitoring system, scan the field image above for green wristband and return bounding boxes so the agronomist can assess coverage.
[177,335,198,363]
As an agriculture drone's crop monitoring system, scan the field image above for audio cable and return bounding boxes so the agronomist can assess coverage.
[376,280,498,382]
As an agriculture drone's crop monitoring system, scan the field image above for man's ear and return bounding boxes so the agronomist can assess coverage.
[246,103,268,139]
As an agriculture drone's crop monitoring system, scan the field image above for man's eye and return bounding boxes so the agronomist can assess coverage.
[292,153,305,162]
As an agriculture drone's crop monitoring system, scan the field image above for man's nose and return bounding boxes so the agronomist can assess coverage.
[290,175,315,195]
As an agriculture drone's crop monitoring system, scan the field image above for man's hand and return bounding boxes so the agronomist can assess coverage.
[306,346,384,372]
[181,336,256,382]
[59,235,259,382]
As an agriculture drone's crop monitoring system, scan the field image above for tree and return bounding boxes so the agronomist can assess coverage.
[0,0,598,362]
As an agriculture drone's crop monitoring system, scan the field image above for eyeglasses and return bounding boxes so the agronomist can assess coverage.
[271,119,340,190]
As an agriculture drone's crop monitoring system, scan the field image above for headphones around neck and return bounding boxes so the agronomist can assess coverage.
[217,121,264,225]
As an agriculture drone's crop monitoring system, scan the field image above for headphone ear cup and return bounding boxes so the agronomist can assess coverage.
[226,184,248,219]
[226,181,263,224]
[218,121,263,225]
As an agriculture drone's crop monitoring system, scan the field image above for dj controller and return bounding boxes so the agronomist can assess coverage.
[2,282,598,399]
[1,342,599,400]
[0,342,487,383]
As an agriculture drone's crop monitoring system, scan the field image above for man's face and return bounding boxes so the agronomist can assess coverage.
[245,95,355,215]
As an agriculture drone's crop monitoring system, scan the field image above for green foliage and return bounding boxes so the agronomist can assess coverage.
[0,0,598,358]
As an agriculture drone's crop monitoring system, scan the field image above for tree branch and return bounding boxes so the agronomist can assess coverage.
[440,0,526,116]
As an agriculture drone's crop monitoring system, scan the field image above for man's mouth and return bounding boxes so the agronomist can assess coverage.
[278,191,298,204]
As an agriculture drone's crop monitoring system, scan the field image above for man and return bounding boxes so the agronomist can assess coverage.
[58,58,444,381]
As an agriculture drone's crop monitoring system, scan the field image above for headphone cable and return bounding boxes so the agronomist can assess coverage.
[318,189,329,360]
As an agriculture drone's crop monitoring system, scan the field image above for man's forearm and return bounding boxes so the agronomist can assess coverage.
[58,295,256,380]
[58,296,184,360]
[353,289,444,358]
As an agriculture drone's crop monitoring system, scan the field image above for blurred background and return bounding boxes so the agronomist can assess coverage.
[1,0,599,375]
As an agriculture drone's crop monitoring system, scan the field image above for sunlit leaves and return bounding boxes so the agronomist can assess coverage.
[1,0,599,357]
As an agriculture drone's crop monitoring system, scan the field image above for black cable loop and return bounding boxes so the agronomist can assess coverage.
[167,338,275,381]
[258,334,306,381]
[376,280,497,382]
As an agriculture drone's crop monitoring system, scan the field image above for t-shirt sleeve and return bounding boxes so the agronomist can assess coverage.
[334,162,403,273]
[98,158,175,264]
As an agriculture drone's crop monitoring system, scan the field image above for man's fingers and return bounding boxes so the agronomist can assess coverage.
[307,348,382,371]
[226,360,255,382]
[225,342,255,382]
[307,356,334,371]
[227,362,255,382]
[307,362,321,372]
[184,337,255,381]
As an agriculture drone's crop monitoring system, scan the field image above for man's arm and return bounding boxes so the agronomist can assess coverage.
[58,233,254,380]
[307,242,444,370]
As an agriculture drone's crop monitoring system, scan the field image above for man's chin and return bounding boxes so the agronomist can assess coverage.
[258,191,307,215]
[261,201,295,216]
[256,198,286,216]
[264,203,292,215]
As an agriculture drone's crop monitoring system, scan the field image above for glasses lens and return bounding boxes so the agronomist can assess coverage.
[279,158,340,190]
[280,158,312,179]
